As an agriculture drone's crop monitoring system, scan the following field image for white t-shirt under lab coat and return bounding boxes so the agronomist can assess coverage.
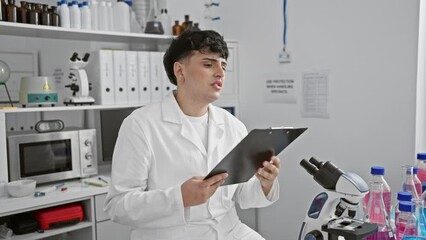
[104,92,279,240]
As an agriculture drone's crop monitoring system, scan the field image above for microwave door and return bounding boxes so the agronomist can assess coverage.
[8,131,81,184]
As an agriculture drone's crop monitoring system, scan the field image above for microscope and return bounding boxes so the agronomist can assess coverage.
[64,52,95,105]
[298,157,378,240]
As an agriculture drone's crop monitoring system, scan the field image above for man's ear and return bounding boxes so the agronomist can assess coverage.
[174,62,185,84]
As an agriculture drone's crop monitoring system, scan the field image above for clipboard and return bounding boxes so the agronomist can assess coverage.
[204,127,307,185]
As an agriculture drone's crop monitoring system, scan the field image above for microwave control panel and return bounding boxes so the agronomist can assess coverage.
[79,129,98,177]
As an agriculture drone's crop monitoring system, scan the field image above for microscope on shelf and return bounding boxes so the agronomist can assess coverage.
[298,157,378,240]
[63,52,95,105]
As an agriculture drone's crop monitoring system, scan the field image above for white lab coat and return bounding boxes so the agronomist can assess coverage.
[104,92,279,240]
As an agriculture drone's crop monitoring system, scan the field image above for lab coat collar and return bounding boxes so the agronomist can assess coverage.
[161,92,225,156]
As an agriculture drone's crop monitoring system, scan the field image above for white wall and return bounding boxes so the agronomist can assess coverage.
[217,1,420,239]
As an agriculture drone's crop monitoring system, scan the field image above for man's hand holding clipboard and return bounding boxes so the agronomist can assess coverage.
[204,127,307,186]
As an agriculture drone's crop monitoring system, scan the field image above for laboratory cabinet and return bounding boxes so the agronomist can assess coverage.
[0,20,242,238]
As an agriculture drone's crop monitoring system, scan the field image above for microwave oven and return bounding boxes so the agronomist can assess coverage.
[7,129,98,184]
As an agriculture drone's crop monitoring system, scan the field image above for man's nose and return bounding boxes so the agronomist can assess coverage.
[215,65,225,78]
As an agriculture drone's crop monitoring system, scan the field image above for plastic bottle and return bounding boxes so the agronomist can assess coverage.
[81,1,91,29]
[412,198,426,237]
[59,0,70,28]
[98,1,108,31]
[391,192,413,232]
[113,0,129,32]
[107,1,113,31]
[417,153,426,184]
[70,0,80,28]
[364,182,396,240]
[124,0,141,33]
[89,0,98,30]
[158,8,171,35]
[414,167,423,197]
[403,165,421,200]
[396,201,417,240]
[364,166,392,218]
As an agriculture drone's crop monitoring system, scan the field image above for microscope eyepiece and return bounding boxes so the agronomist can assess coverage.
[70,52,79,62]
[300,159,318,175]
[309,157,323,168]
[82,53,90,62]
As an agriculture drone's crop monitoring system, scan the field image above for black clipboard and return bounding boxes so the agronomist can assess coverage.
[204,127,307,185]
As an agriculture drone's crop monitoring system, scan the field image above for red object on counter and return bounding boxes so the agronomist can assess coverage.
[35,203,84,230]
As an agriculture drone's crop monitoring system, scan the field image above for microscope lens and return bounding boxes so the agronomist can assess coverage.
[335,203,345,217]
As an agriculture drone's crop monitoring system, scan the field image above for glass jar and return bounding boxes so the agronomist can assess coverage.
[41,4,50,25]
[18,1,28,23]
[50,6,59,27]
[6,0,17,22]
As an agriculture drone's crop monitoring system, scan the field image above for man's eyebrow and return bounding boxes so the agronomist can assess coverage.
[202,58,227,65]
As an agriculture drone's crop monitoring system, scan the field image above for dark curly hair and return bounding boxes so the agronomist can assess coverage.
[163,30,229,86]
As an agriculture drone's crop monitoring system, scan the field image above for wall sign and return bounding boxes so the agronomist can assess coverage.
[264,73,297,103]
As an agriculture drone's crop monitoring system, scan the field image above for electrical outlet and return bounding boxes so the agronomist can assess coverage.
[278,51,291,64]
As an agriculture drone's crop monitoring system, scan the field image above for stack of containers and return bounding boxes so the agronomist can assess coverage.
[390,192,413,232]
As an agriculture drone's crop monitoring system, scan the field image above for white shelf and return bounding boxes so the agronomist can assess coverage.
[10,221,92,240]
[0,104,143,113]
[0,21,173,43]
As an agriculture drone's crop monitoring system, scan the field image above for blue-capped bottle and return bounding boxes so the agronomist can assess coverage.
[364,166,392,218]
[396,201,417,240]
[364,182,396,240]
[391,192,413,232]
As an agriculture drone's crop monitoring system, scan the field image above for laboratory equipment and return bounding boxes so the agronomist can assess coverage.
[0,59,13,106]
[417,153,426,183]
[363,166,392,218]
[391,192,413,232]
[63,52,95,105]
[403,165,421,200]
[298,157,378,240]
[19,76,58,107]
[363,182,395,240]
[396,201,417,240]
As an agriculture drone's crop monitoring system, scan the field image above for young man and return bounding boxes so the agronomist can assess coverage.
[104,30,281,240]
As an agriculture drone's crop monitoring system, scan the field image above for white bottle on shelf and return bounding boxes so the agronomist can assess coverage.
[81,1,91,29]
[125,0,141,33]
[159,8,171,35]
[90,0,98,30]
[107,2,114,31]
[113,0,130,32]
[59,0,70,28]
[98,1,108,31]
[70,0,81,29]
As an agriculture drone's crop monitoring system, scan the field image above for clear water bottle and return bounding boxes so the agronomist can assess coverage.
[403,165,421,200]
[364,166,392,218]
[396,201,417,240]
[417,153,426,184]
[364,182,396,240]
[391,192,413,232]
